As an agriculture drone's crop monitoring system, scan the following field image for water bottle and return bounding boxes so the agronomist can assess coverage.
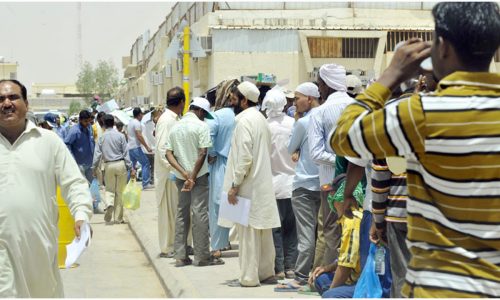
[375,246,386,275]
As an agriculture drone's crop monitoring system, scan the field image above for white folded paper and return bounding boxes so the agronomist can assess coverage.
[65,222,91,269]
[219,192,251,226]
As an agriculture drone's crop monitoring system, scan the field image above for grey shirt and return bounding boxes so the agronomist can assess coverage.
[92,128,132,171]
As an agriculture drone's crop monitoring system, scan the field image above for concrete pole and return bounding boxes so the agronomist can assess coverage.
[183,26,190,114]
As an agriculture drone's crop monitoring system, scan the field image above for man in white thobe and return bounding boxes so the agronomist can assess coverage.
[154,87,184,258]
[219,81,281,287]
[0,79,93,297]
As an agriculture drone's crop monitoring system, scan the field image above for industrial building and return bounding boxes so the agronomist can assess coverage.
[118,2,500,107]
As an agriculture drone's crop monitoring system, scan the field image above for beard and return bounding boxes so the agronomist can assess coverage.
[232,100,244,115]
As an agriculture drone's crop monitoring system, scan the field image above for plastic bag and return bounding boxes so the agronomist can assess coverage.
[90,179,101,202]
[123,178,141,210]
[353,243,383,298]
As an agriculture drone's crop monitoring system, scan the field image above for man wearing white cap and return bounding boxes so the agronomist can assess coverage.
[262,89,297,280]
[220,81,281,287]
[277,82,322,290]
[308,64,354,268]
[166,97,224,267]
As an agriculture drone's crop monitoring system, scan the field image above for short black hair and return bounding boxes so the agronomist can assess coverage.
[133,107,142,118]
[103,114,115,128]
[166,86,185,107]
[79,110,92,120]
[116,121,124,129]
[432,2,500,68]
[97,111,106,120]
[0,79,28,100]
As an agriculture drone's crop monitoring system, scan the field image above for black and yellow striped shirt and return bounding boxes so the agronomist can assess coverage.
[330,71,500,298]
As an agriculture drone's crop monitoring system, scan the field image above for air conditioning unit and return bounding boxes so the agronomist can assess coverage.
[176,58,183,72]
[200,36,212,52]
[164,64,172,78]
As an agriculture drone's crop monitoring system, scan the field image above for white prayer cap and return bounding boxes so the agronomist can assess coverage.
[237,81,260,103]
[295,82,320,98]
[262,89,286,118]
[346,75,363,95]
[319,64,347,92]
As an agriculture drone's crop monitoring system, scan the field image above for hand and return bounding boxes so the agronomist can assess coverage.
[182,171,190,181]
[342,195,359,219]
[228,187,239,205]
[414,74,427,93]
[147,146,153,153]
[130,169,136,178]
[92,169,98,178]
[291,152,300,163]
[309,265,334,285]
[378,38,432,91]
[369,222,387,245]
[74,220,93,242]
[181,179,195,192]
[208,155,217,165]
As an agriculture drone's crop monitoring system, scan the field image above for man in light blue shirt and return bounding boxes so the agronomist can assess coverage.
[284,82,321,287]
[206,80,238,258]
[307,64,354,271]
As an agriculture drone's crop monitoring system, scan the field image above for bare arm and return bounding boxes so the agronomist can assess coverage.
[189,148,208,181]
[166,150,188,180]
[135,130,152,152]
[330,266,352,289]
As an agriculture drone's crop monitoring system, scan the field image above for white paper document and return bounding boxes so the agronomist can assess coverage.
[65,222,91,268]
[219,192,251,226]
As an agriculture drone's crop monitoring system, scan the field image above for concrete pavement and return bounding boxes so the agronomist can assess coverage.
[125,188,320,298]
[60,218,166,298]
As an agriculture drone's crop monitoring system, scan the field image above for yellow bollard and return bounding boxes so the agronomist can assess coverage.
[57,186,77,269]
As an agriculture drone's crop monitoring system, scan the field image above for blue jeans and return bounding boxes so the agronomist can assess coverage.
[272,198,298,273]
[129,147,151,188]
[360,210,373,270]
[315,272,356,298]
[79,164,99,209]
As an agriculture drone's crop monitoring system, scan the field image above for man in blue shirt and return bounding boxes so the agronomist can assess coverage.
[65,109,95,184]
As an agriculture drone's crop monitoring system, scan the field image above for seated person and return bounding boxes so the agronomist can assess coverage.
[313,161,365,298]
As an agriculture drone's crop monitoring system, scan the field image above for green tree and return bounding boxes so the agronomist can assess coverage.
[75,60,119,103]
[68,100,82,116]
[95,60,119,99]
[75,61,95,103]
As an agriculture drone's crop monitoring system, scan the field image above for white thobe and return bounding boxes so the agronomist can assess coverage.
[154,109,180,253]
[0,121,93,297]
[219,107,280,229]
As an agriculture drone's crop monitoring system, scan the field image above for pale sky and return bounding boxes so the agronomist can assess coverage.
[0,2,174,93]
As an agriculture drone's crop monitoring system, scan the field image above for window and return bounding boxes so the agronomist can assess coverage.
[9,72,16,80]
[385,31,433,52]
[307,37,378,58]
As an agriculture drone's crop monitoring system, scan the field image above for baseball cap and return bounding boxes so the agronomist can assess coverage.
[191,97,213,119]
[44,113,58,128]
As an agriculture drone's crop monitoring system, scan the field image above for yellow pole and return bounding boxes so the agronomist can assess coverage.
[182,26,190,114]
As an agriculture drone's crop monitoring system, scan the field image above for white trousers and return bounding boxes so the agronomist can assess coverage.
[237,224,275,286]
[157,178,192,253]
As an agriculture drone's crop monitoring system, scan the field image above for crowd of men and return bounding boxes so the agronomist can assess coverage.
[0,2,498,298]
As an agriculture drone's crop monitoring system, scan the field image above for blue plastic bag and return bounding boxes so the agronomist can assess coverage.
[353,243,383,298]
[90,179,101,202]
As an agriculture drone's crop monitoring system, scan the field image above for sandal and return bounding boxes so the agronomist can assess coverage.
[274,282,301,292]
[221,243,232,251]
[175,258,192,267]
[260,276,278,285]
[211,250,222,258]
[196,257,225,266]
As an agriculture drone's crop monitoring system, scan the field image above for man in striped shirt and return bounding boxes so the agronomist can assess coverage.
[331,2,500,297]
[370,159,409,297]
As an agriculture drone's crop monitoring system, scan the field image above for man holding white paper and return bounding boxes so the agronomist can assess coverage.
[0,79,93,297]
[219,81,281,287]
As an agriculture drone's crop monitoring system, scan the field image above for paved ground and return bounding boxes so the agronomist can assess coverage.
[126,188,320,298]
[60,217,166,298]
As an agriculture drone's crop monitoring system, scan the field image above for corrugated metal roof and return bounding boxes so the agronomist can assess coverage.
[209,25,434,31]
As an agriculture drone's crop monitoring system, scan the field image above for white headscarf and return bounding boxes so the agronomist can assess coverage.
[319,64,347,92]
[262,89,286,118]
[295,82,320,98]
